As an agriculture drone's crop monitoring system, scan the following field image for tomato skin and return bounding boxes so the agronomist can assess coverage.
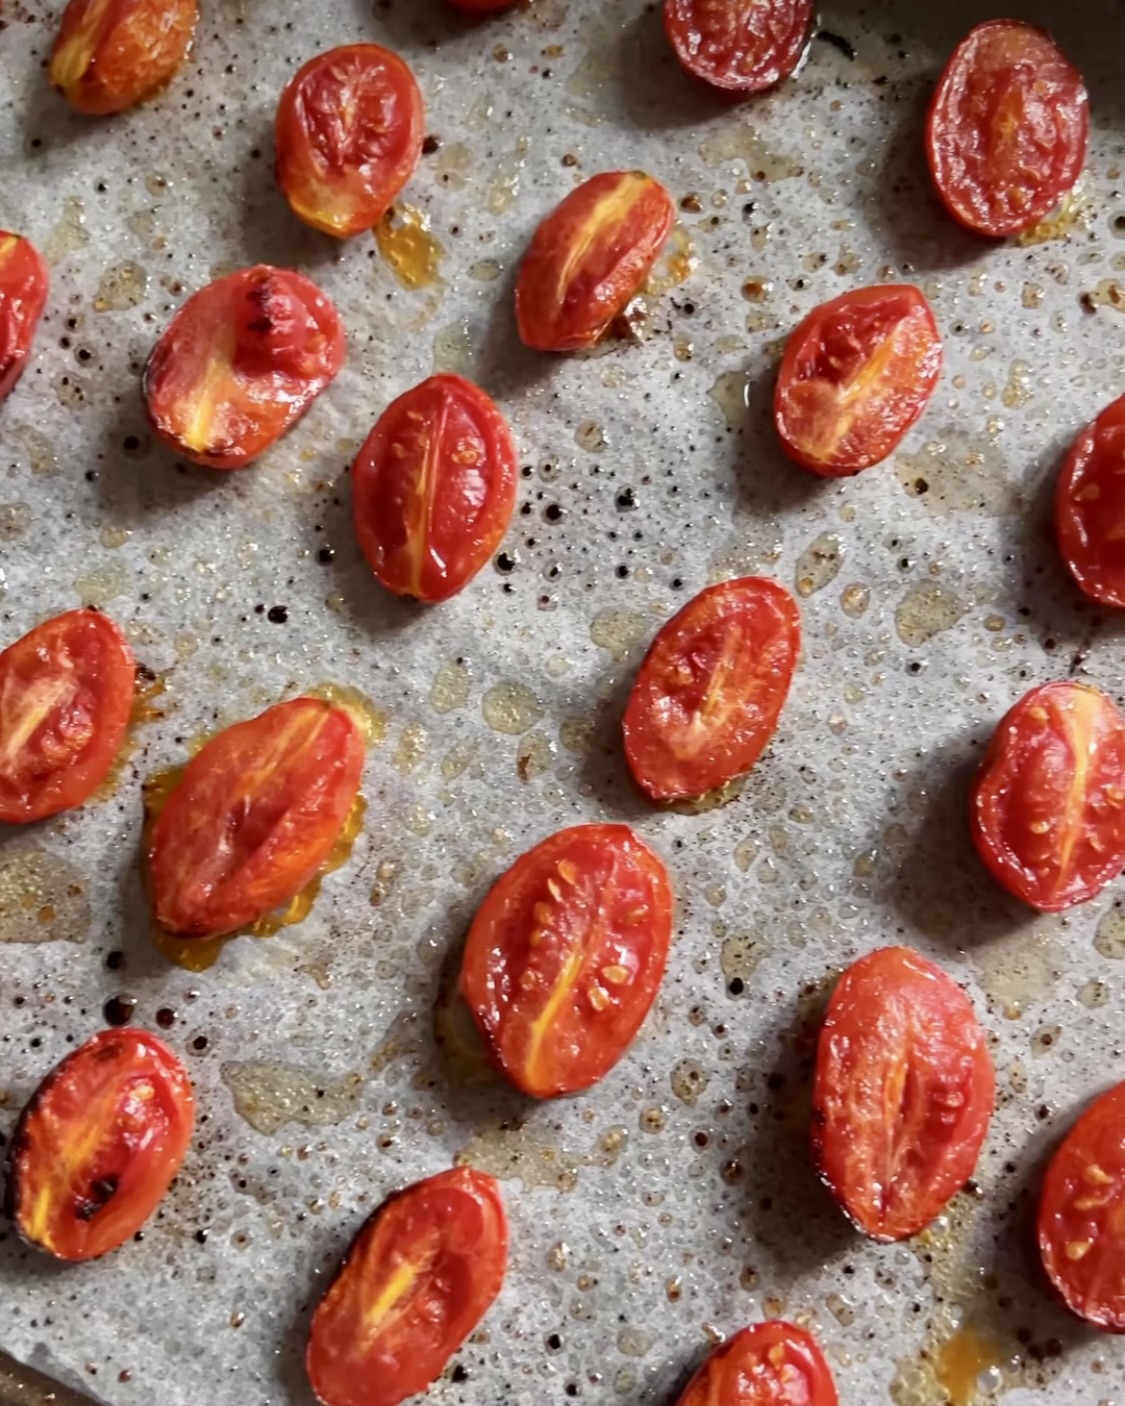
[459,824,674,1099]
[0,233,48,402]
[515,171,675,352]
[812,947,994,1242]
[306,1167,507,1406]
[352,374,518,603]
[49,0,197,116]
[0,609,135,825]
[623,577,800,803]
[774,285,942,477]
[148,698,365,939]
[663,0,814,94]
[674,1321,838,1406]
[275,45,424,240]
[970,682,1125,912]
[926,20,1089,238]
[1056,395,1125,608]
[5,1029,194,1262]
[143,265,345,469]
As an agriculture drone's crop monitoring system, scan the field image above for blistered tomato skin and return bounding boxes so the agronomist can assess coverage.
[970,681,1125,912]
[1057,395,1125,608]
[275,44,424,239]
[5,1030,194,1262]
[352,375,518,603]
[148,698,365,939]
[0,233,48,401]
[459,824,674,1099]
[674,1321,839,1406]
[50,0,197,116]
[515,171,675,352]
[663,0,815,94]
[306,1168,507,1406]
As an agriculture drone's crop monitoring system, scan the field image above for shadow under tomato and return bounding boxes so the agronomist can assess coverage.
[726,357,831,521]
[472,258,560,404]
[616,4,735,134]
[571,668,657,827]
[237,116,345,275]
[365,0,465,55]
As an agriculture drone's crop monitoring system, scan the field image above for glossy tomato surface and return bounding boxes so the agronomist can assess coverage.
[307,1167,507,1406]
[674,1321,838,1406]
[623,577,800,802]
[926,20,1088,238]
[144,265,345,468]
[971,681,1125,912]
[352,374,518,602]
[0,232,48,401]
[0,609,134,825]
[775,284,942,476]
[515,171,675,352]
[49,0,197,115]
[459,824,674,1098]
[663,0,814,94]
[1056,394,1125,608]
[148,697,365,939]
[275,44,423,239]
[5,1029,194,1262]
[1039,1081,1125,1330]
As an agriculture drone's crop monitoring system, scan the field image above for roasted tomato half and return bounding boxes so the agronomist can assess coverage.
[774,285,942,476]
[5,1029,194,1262]
[352,374,518,603]
[307,1167,507,1406]
[0,232,48,401]
[0,609,135,825]
[663,0,814,94]
[49,0,197,116]
[812,947,994,1242]
[623,577,800,803]
[275,44,424,239]
[148,697,365,939]
[143,265,345,469]
[515,171,675,352]
[926,20,1089,238]
[459,824,674,1099]
[1056,394,1125,608]
[674,1321,838,1406]
[970,681,1125,912]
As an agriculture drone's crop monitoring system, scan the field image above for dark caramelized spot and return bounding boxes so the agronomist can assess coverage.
[75,1175,119,1221]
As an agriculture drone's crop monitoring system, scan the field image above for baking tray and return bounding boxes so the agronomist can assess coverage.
[2,0,1125,1402]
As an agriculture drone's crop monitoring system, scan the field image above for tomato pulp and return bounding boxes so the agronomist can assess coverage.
[673,1321,839,1406]
[1056,393,1125,608]
[50,0,197,115]
[663,0,815,94]
[0,232,48,401]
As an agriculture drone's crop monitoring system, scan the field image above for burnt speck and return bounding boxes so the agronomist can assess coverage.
[105,950,125,971]
[421,134,441,155]
[317,545,336,564]
[267,605,289,624]
[195,1227,210,1244]
[728,978,744,996]
[615,487,637,511]
[544,503,565,523]
[451,1365,468,1384]
[103,995,137,1027]
[547,1333,563,1351]
[192,1035,208,1052]
[155,1007,177,1029]
[495,551,517,574]
[816,30,857,59]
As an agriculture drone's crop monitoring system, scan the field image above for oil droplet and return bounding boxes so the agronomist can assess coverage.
[1095,904,1125,959]
[75,560,131,608]
[1001,360,1032,409]
[699,123,803,180]
[486,137,529,214]
[517,729,554,781]
[306,683,387,747]
[95,261,149,312]
[645,224,698,296]
[721,932,765,984]
[482,681,543,735]
[431,658,471,714]
[840,582,870,618]
[795,532,843,598]
[589,607,648,662]
[0,846,90,944]
[971,919,1060,1013]
[895,581,966,647]
[431,319,475,375]
[393,720,427,774]
[933,1323,1011,1406]
[1079,977,1109,1008]
[708,370,751,431]
[99,526,132,549]
[1083,278,1125,313]
[669,1059,709,1106]
[442,738,479,779]
[575,420,607,453]
[1017,190,1089,246]
[221,1061,362,1137]
[375,204,444,289]
[895,432,1017,516]
[435,140,473,190]
[44,196,90,264]
[468,258,504,282]
[0,503,31,540]
[10,424,57,476]
[456,1124,581,1191]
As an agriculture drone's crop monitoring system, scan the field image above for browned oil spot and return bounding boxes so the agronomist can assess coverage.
[375,204,444,289]
[0,846,90,945]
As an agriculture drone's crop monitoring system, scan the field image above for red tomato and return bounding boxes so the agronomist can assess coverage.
[673,1321,838,1406]
[515,171,675,352]
[1039,1081,1125,1331]
[148,697,365,939]
[352,374,518,603]
[663,0,814,94]
[49,0,197,116]
[1056,394,1125,608]
[0,609,135,825]
[306,1167,507,1406]
[970,681,1125,912]
[143,265,345,469]
[812,947,994,1242]
[926,20,1089,238]
[0,232,48,401]
[6,1029,194,1262]
[275,45,424,239]
[623,577,800,803]
[774,285,942,476]
[459,824,674,1098]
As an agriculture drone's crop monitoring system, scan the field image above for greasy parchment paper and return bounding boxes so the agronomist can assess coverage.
[3,0,1125,1403]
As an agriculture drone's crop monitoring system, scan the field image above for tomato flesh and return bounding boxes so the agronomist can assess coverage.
[5,1029,194,1262]
[515,171,675,352]
[926,20,1089,238]
[774,285,941,477]
[459,824,674,1098]
[275,44,424,239]
[674,1321,838,1406]
[143,265,345,469]
[307,1167,507,1406]
[663,0,814,94]
[1056,394,1125,608]
[50,0,197,115]
[970,681,1125,912]
[148,697,365,939]
[813,947,994,1242]
[0,232,48,401]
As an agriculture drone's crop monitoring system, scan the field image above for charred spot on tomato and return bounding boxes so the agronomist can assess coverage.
[74,1174,120,1222]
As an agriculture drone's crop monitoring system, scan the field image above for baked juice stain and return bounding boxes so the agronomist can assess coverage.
[935,1323,1010,1406]
[91,666,170,803]
[375,204,444,289]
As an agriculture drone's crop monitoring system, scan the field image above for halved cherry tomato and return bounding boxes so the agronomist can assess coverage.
[307,1167,507,1406]
[673,1321,838,1406]
[5,1029,194,1262]
[275,44,424,240]
[148,697,365,939]
[49,0,197,116]
[1056,395,1125,608]
[663,0,814,94]
[515,171,675,352]
[926,20,1089,238]
[0,609,135,825]
[352,374,518,603]
[774,285,942,476]
[459,824,673,1098]
[812,947,994,1242]
[0,233,48,401]
[143,265,345,469]
[623,577,799,803]
[970,681,1125,912]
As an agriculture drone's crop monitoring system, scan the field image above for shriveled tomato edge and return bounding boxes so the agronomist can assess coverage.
[661,0,816,94]
[1055,400,1125,609]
